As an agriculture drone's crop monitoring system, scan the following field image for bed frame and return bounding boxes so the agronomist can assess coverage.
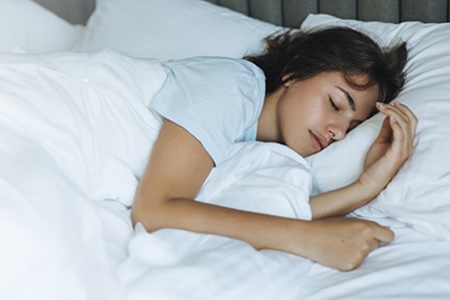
[34,0,449,26]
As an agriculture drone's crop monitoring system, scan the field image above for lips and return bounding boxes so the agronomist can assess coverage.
[310,131,327,151]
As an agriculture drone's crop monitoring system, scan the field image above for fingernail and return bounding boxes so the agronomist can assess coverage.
[390,116,397,122]
[376,102,385,108]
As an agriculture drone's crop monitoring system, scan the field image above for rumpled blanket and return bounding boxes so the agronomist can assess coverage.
[0,49,313,300]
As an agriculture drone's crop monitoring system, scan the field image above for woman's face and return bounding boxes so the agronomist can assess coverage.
[277,72,379,157]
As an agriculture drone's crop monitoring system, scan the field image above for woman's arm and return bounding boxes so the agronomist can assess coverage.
[132,119,394,271]
[310,102,418,219]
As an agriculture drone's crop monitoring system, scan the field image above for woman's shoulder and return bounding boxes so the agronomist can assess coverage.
[164,56,265,80]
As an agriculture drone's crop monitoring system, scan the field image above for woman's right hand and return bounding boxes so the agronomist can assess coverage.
[358,101,417,199]
[309,102,417,220]
[294,217,394,271]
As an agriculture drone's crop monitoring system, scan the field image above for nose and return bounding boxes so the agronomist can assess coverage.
[328,122,348,141]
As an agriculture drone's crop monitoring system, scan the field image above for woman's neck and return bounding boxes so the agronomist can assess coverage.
[256,87,285,143]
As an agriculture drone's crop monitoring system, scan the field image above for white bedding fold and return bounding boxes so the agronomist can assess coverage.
[0,49,167,206]
[120,141,313,299]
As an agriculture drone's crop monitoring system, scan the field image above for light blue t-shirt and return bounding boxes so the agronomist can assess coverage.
[151,57,266,165]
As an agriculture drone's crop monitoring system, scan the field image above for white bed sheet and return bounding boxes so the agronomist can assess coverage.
[299,216,450,299]
[2,50,450,300]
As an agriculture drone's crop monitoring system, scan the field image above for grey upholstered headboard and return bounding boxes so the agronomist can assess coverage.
[206,0,450,27]
[33,0,95,25]
[33,0,449,26]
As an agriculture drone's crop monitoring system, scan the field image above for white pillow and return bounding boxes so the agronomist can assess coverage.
[302,14,450,240]
[0,0,81,53]
[71,0,282,60]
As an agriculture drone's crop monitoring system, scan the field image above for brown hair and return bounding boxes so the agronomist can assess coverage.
[245,27,408,105]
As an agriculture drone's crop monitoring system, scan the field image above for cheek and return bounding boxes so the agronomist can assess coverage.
[307,101,331,125]
[279,86,328,131]
[278,94,302,124]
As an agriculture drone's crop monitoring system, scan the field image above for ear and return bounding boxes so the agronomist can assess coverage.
[282,75,295,87]
[282,74,295,87]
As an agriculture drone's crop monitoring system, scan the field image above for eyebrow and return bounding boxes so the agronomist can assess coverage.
[336,86,356,111]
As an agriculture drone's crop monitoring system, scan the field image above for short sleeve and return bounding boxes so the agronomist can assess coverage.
[150,57,266,165]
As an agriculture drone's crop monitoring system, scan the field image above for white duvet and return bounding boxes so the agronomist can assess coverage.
[2,50,450,300]
[0,50,313,299]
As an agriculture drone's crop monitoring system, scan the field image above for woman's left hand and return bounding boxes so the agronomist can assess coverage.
[358,101,418,197]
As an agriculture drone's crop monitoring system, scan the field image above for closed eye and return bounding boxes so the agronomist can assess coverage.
[329,97,339,111]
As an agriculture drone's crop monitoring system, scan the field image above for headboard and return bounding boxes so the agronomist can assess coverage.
[207,0,450,26]
[33,0,449,26]
[33,0,95,25]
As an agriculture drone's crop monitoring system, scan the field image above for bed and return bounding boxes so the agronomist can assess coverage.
[1,0,450,299]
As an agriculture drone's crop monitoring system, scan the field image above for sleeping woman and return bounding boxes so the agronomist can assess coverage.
[131,27,417,271]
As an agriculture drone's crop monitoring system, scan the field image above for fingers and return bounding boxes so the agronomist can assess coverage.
[389,102,417,147]
[309,218,395,271]
[373,225,395,243]
[376,102,418,135]
[393,102,418,134]
[365,235,381,252]
[359,220,394,246]
[376,115,394,142]
[376,101,417,157]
